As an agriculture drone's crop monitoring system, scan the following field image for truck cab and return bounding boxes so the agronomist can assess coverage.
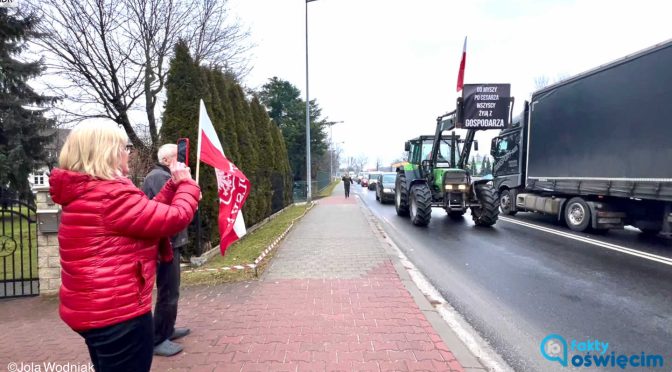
[491,102,529,215]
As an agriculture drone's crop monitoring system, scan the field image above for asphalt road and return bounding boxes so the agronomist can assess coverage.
[351,185,672,372]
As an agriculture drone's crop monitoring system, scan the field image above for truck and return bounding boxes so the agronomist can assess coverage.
[491,40,672,236]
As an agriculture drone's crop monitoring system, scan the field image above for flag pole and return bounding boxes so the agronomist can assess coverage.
[195,100,204,255]
[195,100,204,185]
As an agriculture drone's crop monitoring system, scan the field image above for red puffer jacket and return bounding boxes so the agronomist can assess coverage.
[49,168,200,331]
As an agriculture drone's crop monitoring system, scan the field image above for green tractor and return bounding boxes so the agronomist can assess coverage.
[394,110,499,227]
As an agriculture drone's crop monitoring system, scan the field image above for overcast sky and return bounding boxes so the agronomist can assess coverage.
[227,0,671,170]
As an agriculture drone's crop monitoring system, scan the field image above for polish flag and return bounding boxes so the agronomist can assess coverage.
[197,99,250,254]
[456,36,467,92]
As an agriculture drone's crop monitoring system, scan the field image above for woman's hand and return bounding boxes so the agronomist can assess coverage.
[170,159,192,184]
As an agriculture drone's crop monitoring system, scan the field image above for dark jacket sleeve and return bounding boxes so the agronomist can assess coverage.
[152,179,178,205]
[142,170,171,200]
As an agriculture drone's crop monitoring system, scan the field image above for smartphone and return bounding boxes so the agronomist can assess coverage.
[177,138,189,166]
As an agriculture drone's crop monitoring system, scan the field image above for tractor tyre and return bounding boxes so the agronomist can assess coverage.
[410,183,432,227]
[471,183,499,227]
[395,173,410,217]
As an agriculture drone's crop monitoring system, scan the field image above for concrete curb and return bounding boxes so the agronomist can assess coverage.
[183,202,316,277]
[357,199,492,371]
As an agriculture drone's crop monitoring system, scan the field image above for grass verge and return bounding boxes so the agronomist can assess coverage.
[182,203,311,286]
[317,180,340,198]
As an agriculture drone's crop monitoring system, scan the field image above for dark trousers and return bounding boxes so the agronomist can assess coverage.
[154,247,181,345]
[78,312,153,372]
[344,184,350,197]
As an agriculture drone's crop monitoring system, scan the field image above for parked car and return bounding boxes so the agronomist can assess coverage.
[376,172,397,203]
[360,177,369,187]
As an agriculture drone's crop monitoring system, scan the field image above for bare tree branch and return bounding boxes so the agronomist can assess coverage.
[27,0,252,150]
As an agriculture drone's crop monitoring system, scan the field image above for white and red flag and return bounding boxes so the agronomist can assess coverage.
[196,99,250,254]
[456,36,467,92]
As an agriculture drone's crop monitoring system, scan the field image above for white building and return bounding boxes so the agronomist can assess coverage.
[28,128,70,191]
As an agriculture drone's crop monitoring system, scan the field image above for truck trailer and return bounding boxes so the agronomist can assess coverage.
[491,40,672,236]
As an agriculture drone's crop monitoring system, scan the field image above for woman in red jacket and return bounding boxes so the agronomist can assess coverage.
[49,122,200,372]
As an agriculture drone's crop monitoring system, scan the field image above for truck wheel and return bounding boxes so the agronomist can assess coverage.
[410,184,432,226]
[564,197,591,232]
[499,189,518,216]
[471,184,499,227]
[448,210,466,219]
[395,173,410,217]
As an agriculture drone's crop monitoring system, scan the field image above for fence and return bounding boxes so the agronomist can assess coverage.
[292,171,333,202]
[0,198,39,298]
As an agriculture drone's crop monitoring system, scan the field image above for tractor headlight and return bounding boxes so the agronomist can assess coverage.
[445,184,468,191]
[384,188,393,193]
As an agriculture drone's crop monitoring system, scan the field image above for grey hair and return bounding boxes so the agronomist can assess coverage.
[157,144,177,165]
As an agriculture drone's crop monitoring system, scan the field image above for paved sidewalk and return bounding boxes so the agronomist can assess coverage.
[0,183,485,371]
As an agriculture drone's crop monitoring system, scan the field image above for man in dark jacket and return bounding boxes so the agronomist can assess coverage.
[342,173,353,198]
[142,144,191,357]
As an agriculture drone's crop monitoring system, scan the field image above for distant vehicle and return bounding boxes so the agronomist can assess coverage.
[368,172,382,190]
[492,40,672,235]
[360,177,369,187]
[376,172,397,203]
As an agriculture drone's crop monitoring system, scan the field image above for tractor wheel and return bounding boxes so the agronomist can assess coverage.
[471,183,499,227]
[395,173,410,217]
[499,189,518,216]
[410,183,432,226]
[448,210,466,219]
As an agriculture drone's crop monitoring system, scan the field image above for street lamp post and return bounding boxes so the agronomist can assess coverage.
[305,0,317,201]
[327,121,344,179]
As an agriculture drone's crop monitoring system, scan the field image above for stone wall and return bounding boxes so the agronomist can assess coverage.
[34,185,61,295]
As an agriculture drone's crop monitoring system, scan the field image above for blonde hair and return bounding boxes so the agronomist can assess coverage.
[58,122,129,180]
[157,144,177,165]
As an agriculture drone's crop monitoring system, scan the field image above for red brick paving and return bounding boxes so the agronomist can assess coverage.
[1,261,464,372]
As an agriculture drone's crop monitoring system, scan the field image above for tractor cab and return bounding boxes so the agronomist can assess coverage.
[406,136,462,169]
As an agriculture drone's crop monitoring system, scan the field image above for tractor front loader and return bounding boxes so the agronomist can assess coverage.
[394,108,499,227]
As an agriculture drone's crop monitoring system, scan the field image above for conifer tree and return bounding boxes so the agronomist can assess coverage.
[212,70,240,164]
[250,95,275,218]
[269,123,293,206]
[160,41,220,255]
[0,9,55,199]
[160,41,200,153]
[469,157,478,176]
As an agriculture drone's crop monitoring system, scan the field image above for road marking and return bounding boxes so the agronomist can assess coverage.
[499,216,672,266]
[381,232,513,372]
